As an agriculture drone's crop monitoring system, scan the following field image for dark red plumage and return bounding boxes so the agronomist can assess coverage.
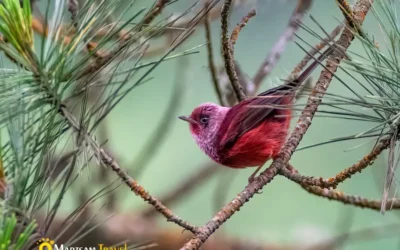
[179,47,333,177]
[217,99,292,168]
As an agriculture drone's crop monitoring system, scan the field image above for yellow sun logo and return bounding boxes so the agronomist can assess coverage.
[37,238,55,250]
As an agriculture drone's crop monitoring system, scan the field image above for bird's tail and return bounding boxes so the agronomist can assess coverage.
[288,46,335,88]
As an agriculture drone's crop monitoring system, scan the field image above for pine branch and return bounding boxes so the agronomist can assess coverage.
[58,107,199,234]
[140,0,171,29]
[290,23,343,76]
[0,0,204,239]
[130,58,187,178]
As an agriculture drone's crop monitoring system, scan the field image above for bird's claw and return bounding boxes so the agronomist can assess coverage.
[248,175,255,184]
[248,175,263,194]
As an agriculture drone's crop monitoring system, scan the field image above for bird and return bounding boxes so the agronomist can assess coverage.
[179,47,333,183]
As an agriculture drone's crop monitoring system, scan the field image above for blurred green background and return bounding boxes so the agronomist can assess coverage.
[42,0,400,249]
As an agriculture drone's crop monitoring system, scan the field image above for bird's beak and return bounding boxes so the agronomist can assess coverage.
[178,115,199,125]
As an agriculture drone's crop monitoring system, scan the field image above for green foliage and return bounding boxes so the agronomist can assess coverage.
[298,0,400,212]
[0,0,35,71]
[295,1,400,148]
[0,0,199,248]
[0,214,37,250]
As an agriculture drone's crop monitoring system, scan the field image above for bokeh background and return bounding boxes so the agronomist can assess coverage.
[37,0,400,249]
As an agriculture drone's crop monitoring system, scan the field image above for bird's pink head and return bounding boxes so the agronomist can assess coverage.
[179,102,229,150]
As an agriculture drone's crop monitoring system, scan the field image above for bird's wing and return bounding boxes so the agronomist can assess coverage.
[216,46,334,150]
[216,86,291,150]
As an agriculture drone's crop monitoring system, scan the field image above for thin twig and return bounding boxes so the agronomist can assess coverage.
[32,1,252,62]
[204,1,224,106]
[217,60,255,106]
[221,0,246,102]
[221,8,256,104]
[302,185,400,211]
[212,170,237,214]
[290,24,343,76]
[96,122,117,211]
[336,0,366,38]
[0,179,6,199]
[98,147,199,234]
[78,21,195,81]
[252,0,313,90]
[273,0,372,179]
[140,0,171,30]
[58,107,199,234]
[280,137,391,188]
[67,0,79,27]
[336,0,356,29]
[142,162,218,218]
[131,57,187,178]
[139,0,252,42]
[180,1,373,249]
[0,151,5,199]
[180,166,280,250]
[31,17,103,58]
[230,9,256,46]
[382,128,398,213]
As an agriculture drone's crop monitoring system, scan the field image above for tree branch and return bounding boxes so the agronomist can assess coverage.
[252,0,313,90]
[180,0,373,249]
[221,0,246,102]
[302,185,400,211]
[67,0,79,26]
[58,107,199,234]
[280,137,391,188]
[140,0,171,30]
[336,0,356,29]
[229,9,256,46]
[142,162,218,218]
[180,166,280,250]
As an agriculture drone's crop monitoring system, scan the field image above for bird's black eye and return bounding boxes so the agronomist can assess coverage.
[199,115,209,124]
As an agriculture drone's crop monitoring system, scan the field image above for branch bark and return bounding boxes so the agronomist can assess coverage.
[220,0,246,102]
[229,9,256,46]
[302,185,400,211]
[280,137,391,188]
[58,107,199,235]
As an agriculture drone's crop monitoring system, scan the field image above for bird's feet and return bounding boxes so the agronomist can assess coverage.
[248,175,256,184]
[247,175,263,194]
[248,166,262,184]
